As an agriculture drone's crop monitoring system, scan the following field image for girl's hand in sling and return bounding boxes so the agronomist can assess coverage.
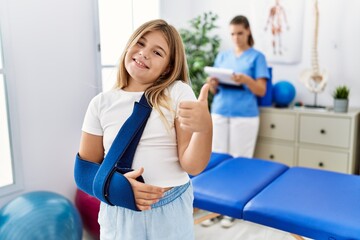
[124,167,164,211]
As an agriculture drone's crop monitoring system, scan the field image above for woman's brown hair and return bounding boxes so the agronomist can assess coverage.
[230,15,254,47]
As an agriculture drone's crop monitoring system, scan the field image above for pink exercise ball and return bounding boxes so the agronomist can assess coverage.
[75,189,100,239]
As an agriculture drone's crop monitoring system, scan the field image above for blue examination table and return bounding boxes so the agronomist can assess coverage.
[192,155,360,240]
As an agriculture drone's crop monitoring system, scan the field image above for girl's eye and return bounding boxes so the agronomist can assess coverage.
[154,51,162,57]
[137,41,145,47]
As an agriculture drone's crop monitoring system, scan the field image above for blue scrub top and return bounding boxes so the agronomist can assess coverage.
[211,48,269,117]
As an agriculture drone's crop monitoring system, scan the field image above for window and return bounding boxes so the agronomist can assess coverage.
[97,0,160,91]
[0,6,23,197]
[0,35,14,189]
[0,27,19,196]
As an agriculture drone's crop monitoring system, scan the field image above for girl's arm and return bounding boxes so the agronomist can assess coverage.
[78,132,164,211]
[176,84,213,176]
[79,132,104,163]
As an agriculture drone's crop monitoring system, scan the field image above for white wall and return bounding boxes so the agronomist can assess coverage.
[159,0,192,28]
[160,0,360,108]
[0,0,100,206]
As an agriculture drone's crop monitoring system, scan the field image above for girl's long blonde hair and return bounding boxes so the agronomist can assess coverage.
[115,19,189,121]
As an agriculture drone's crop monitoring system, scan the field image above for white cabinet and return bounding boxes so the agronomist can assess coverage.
[255,141,295,167]
[255,111,296,166]
[258,112,296,141]
[299,115,351,148]
[254,107,360,174]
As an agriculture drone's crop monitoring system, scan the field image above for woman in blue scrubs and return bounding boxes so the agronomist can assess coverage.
[203,15,270,228]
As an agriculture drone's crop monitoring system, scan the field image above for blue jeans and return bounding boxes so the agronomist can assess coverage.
[98,181,194,240]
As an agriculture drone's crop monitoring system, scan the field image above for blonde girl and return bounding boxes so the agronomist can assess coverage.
[78,19,212,240]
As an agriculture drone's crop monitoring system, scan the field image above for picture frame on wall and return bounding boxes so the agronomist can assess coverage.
[251,0,305,64]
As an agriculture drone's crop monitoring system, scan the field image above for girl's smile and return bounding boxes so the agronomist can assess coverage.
[133,58,149,69]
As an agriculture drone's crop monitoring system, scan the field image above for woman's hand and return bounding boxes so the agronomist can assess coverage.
[124,168,164,211]
[206,77,219,94]
[232,73,250,84]
[177,84,212,133]
[232,73,267,96]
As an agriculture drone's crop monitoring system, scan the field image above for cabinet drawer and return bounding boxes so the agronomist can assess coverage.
[259,112,296,141]
[298,148,348,173]
[299,115,350,148]
[254,142,295,166]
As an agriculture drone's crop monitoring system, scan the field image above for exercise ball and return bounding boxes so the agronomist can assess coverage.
[272,81,296,107]
[75,189,100,239]
[0,191,82,240]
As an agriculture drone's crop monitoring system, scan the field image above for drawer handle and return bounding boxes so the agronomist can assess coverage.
[269,154,274,159]
[320,129,326,134]
[318,162,324,167]
[270,124,276,129]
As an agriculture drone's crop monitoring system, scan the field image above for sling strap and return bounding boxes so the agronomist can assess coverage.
[74,93,151,211]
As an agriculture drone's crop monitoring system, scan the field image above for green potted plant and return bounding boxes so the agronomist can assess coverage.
[332,85,350,113]
[179,12,221,104]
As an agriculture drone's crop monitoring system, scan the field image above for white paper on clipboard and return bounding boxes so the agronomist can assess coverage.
[204,66,240,86]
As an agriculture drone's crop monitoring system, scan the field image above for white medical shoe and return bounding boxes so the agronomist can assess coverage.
[201,215,222,227]
[220,216,235,228]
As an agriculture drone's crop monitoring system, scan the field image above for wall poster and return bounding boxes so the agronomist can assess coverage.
[251,0,305,64]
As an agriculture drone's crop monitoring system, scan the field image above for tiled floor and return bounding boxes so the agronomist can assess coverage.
[195,219,312,240]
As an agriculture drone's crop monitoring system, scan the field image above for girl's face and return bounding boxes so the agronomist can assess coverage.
[229,24,250,49]
[125,30,170,91]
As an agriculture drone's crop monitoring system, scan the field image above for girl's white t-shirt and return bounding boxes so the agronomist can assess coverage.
[82,81,196,188]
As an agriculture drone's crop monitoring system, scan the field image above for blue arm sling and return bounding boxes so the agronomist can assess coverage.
[74,94,151,211]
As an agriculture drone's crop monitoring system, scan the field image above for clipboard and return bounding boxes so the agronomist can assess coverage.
[204,66,240,86]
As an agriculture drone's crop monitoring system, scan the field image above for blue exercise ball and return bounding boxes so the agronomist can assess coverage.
[272,81,296,107]
[0,191,82,240]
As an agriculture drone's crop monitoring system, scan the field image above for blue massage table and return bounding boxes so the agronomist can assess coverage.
[192,155,360,240]
[189,152,232,178]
